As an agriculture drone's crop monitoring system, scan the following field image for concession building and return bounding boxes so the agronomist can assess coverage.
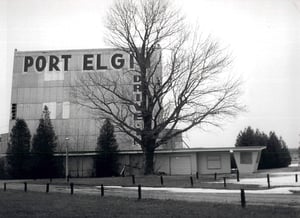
[2,48,264,177]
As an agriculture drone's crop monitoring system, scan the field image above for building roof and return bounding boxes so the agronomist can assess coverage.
[51,146,266,157]
[119,146,266,154]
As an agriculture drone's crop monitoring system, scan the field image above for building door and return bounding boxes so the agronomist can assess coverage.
[170,156,192,175]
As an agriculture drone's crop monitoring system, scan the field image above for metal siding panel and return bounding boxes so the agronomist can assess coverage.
[11,88,17,102]
[13,56,24,74]
[70,102,77,119]
[57,135,66,152]
[62,119,70,136]
[27,104,33,119]
[23,104,29,119]
[71,54,82,71]
[29,88,36,103]
[56,87,63,102]
[37,74,44,87]
[12,74,19,88]
[31,104,39,119]
[89,119,96,135]
[36,87,43,103]
[76,135,85,152]
[50,87,57,102]
[63,72,71,86]
[46,88,51,101]
[23,88,30,103]
[71,119,79,136]
[82,119,89,135]
[56,102,62,119]
[17,88,24,103]
[17,104,24,118]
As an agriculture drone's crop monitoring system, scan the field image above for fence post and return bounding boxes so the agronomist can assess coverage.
[160,175,164,186]
[267,174,270,189]
[101,184,104,197]
[190,176,194,187]
[46,183,49,193]
[214,172,217,181]
[296,174,298,183]
[196,172,199,180]
[24,182,27,192]
[138,185,141,200]
[236,170,240,182]
[3,183,6,191]
[70,183,74,195]
[240,189,246,208]
[132,175,135,185]
[223,177,226,188]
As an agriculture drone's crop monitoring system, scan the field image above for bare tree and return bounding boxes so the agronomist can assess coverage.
[72,0,243,174]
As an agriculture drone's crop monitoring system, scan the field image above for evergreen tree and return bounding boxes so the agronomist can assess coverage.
[31,106,59,178]
[278,137,291,167]
[235,127,291,169]
[255,130,269,149]
[263,132,281,168]
[235,127,257,147]
[6,119,31,178]
[95,119,119,177]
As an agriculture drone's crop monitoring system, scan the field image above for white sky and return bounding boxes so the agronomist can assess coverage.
[0,0,300,148]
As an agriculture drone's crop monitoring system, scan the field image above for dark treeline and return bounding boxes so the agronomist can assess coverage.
[94,118,119,177]
[2,107,120,179]
[4,106,63,179]
[235,126,291,169]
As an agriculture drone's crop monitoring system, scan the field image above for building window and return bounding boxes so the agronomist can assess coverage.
[207,155,221,169]
[240,152,252,164]
[11,104,17,120]
[62,102,70,119]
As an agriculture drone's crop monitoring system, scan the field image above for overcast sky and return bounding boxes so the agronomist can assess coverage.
[0,0,299,148]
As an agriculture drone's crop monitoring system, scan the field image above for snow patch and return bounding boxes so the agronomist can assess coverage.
[97,185,300,195]
[227,171,300,187]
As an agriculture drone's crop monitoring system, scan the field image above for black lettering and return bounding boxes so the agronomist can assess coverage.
[130,54,134,68]
[83,54,94,70]
[135,103,141,110]
[49,55,60,71]
[24,56,34,72]
[135,93,141,101]
[61,55,72,71]
[96,54,108,70]
[111,53,124,69]
[35,56,47,72]
[133,75,141,83]
[134,113,142,120]
[133,84,141,92]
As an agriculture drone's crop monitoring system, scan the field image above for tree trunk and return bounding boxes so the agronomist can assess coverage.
[144,147,155,175]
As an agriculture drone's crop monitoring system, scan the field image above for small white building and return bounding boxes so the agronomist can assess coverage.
[118,147,265,175]
[58,146,264,177]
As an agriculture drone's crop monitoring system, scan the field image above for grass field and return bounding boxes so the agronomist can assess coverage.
[25,174,262,190]
[0,190,299,218]
[24,168,299,190]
